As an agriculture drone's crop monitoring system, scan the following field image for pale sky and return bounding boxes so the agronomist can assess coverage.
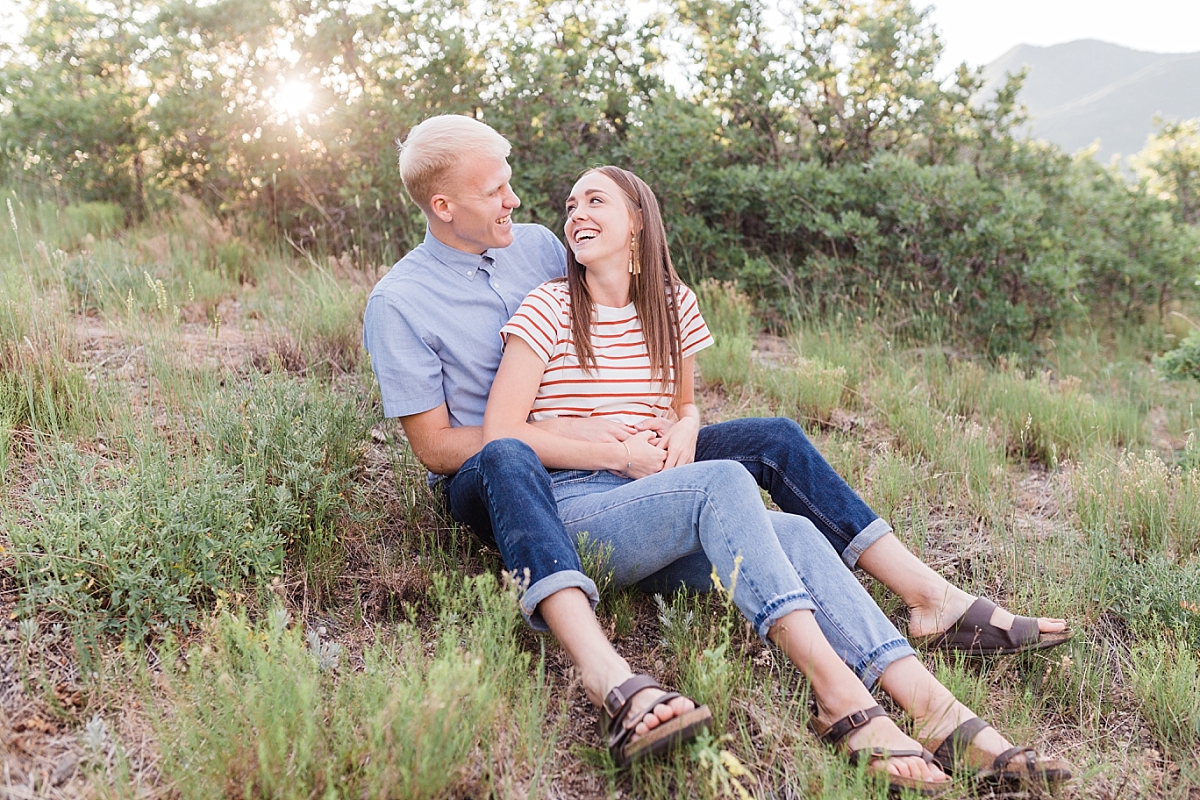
[924,0,1200,73]
[3,0,1200,73]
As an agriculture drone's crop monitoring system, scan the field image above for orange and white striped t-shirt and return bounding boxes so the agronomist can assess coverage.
[499,280,713,425]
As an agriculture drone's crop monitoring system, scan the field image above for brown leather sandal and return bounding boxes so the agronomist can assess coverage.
[916,597,1073,656]
[599,674,712,768]
[928,716,1073,787]
[810,703,949,797]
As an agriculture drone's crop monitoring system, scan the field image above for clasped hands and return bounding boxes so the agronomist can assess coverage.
[548,415,698,479]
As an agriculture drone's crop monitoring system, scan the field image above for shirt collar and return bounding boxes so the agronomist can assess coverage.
[422,228,498,281]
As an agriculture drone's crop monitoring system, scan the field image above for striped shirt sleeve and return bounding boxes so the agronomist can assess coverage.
[500,283,567,364]
[677,284,714,358]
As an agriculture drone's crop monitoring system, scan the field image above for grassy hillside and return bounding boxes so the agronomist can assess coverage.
[2,198,1199,798]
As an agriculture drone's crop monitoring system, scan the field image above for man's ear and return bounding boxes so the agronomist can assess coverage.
[429,194,454,224]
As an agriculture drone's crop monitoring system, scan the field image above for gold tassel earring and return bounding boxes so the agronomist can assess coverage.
[628,232,640,275]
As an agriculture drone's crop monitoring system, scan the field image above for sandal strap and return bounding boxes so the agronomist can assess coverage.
[992,745,1039,774]
[817,704,887,747]
[932,716,991,768]
[604,687,684,757]
[603,674,664,727]
[847,747,930,767]
[939,597,1040,651]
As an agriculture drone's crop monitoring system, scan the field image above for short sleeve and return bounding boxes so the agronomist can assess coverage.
[500,284,567,364]
[362,292,445,418]
[677,285,714,358]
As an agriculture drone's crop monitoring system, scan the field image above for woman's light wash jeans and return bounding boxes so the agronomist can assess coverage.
[551,460,916,689]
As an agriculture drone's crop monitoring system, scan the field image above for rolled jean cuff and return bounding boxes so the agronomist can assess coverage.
[519,569,599,632]
[753,590,817,641]
[855,639,917,690]
[840,518,893,568]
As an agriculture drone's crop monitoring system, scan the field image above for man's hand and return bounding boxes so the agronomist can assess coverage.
[532,416,638,443]
[633,416,674,442]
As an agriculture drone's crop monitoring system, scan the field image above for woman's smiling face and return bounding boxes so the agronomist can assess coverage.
[564,171,637,269]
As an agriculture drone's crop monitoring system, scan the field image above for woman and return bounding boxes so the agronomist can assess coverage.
[483,166,1070,792]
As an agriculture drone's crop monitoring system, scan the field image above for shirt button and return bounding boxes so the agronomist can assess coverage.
[467,270,474,277]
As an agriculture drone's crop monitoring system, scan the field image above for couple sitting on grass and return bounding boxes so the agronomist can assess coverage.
[363,115,1073,794]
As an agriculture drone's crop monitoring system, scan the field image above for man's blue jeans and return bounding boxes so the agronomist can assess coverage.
[445,417,891,626]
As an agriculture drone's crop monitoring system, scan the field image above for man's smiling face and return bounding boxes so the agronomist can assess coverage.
[435,155,521,254]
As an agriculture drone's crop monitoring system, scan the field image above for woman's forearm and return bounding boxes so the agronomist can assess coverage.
[485,415,632,471]
[484,337,631,472]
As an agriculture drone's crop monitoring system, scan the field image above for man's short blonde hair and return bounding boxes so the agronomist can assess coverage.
[398,115,512,212]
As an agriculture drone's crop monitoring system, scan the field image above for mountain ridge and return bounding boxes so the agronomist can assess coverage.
[980,39,1200,162]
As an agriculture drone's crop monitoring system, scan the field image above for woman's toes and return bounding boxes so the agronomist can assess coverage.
[669,696,695,715]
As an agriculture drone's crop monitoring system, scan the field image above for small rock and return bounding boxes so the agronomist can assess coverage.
[50,753,78,786]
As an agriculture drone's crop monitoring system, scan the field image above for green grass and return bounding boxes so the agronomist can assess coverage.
[2,196,1199,797]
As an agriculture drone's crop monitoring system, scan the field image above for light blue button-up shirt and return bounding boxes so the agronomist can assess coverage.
[363,223,567,427]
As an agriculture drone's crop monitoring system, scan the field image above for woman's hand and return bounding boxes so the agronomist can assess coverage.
[658,415,699,470]
[618,429,667,478]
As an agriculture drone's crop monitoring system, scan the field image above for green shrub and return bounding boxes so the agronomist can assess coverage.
[201,372,372,550]
[1098,549,1200,649]
[8,445,284,641]
[1155,329,1200,382]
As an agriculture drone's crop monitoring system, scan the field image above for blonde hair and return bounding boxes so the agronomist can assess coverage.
[397,115,511,212]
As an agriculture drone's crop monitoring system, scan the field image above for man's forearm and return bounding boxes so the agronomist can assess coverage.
[408,424,484,475]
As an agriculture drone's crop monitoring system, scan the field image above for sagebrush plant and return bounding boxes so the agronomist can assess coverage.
[8,444,284,641]
[201,371,373,551]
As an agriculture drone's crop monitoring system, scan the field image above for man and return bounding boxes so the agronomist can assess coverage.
[363,114,1068,763]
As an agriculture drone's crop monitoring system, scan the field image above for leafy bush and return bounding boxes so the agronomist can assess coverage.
[8,445,284,641]
[1101,551,1200,651]
[1155,329,1200,382]
[202,372,372,549]
[6,0,1195,355]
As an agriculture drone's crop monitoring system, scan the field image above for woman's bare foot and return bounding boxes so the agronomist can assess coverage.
[619,685,696,742]
[907,587,1067,640]
[813,701,948,784]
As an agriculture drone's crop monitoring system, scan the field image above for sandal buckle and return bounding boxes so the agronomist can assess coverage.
[845,709,872,730]
[604,686,626,718]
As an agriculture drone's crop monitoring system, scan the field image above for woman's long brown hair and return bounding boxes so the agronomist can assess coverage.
[565,166,684,403]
